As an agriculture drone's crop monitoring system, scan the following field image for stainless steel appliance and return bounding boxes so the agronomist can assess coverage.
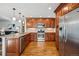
[37,23,45,41]
[20,36,25,53]
[59,16,65,55]
[0,38,2,56]
[59,8,79,56]
[37,29,45,41]
[0,37,6,56]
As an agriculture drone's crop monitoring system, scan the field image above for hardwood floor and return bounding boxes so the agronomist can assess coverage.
[21,41,59,56]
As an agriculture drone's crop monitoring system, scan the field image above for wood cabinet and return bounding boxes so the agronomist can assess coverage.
[6,38,20,56]
[45,33,55,41]
[50,19,55,28]
[25,33,31,45]
[26,18,55,28]
[6,33,31,56]
[30,33,37,41]
[19,34,31,54]
[26,18,37,28]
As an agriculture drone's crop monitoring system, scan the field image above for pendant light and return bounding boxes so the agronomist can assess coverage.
[12,8,16,21]
[22,15,25,24]
[18,12,21,23]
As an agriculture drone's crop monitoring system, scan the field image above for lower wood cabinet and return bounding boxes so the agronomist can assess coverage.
[6,38,20,56]
[30,33,37,42]
[25,33,31,46]
[45,33,55,41]
[6,33,31,56]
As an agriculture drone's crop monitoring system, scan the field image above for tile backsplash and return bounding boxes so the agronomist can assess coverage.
[26,28,56,32]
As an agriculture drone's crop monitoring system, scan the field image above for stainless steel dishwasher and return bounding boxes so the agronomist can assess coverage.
[20,36,25,53]
[0,37,6,56]
[0,38,2,56]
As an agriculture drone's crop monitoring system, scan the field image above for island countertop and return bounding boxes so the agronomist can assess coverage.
[0,31,56,39]
[0,32,30,39]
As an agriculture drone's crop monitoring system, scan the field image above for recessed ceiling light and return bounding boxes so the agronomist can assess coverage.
[30,16,32,17]
[40,16,42,17]
[48,16,50,17]
[63,7,68,10]
[48,7,52,10]
[18,20,21,23]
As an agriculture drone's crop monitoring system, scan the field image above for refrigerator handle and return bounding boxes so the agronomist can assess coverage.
[65,25,67,42]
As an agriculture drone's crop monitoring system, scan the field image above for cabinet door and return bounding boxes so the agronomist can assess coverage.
[6,38,20,56]
[25,34,29,45]
[30,33,34,41]
[30,33,37,42]
[28,33,31,42]
[34,33,37,41]
[45,33,48,41]
[45,33,55,41]
[50,19,55,28]
[50,33,55,41]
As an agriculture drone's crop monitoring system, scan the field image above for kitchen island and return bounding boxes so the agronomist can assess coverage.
[0,32,31,56]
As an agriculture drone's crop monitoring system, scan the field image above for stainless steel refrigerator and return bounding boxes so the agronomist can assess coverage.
[59,7,79,56]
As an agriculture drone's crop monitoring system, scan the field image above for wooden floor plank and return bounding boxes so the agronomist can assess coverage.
[21,41,59,56]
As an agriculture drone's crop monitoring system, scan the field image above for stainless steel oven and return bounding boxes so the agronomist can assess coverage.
[36,23,45,41]
[37,30,45,40]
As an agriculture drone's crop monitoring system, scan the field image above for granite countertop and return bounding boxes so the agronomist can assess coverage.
[0,32,30,39]
[0,31,56,39]
[45,31,56,33]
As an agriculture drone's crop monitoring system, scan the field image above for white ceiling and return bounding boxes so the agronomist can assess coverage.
[0,3,60,21]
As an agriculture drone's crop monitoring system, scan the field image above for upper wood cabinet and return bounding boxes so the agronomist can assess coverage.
[26,18,55,28]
